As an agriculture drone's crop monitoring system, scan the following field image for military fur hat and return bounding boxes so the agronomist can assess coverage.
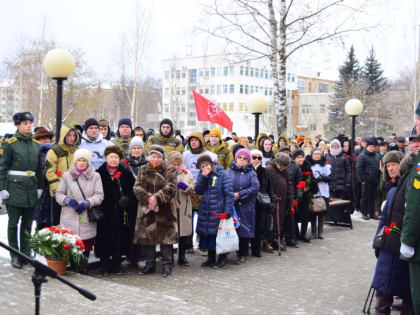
[383,151,404,182]
[12,112,34,125]
[104,145,124,159]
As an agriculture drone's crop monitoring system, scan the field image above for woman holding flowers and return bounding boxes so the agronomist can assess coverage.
[95,145,135,275]
[55,148,104,274]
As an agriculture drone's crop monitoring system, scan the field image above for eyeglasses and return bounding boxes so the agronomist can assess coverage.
[252,156,262,160]
[237,155,248,161]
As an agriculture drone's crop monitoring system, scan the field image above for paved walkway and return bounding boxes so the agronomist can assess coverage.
[0,213,397,314]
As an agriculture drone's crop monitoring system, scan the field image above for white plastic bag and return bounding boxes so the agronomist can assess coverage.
[216,218,239,254]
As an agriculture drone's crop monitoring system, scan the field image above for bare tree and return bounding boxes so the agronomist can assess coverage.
[197,0,378,133]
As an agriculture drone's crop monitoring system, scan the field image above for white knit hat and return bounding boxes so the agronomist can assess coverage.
[129,136,144,151]
[73,148,92,165]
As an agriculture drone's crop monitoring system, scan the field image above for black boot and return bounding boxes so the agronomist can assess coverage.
[111,256,123,274]
[201,249,216,267]
[214,253,228,268]
[79,251,90,275]
[11,257,23,269]
[138,263,155,275]
[100,257,111,276]
[178,237,190,266]
[161,264,171,277]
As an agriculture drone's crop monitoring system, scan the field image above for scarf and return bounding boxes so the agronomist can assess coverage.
[75,166,87,174]
[330,147,342,157]
[106,164,118,175]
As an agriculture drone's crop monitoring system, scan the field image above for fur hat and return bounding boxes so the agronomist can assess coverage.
[118,118,132,130]
[148,144,165,159]
[34,127,54,140]
[13,112,34,125]
[383,151,404,165]
[296,136,305,144]
[209,128,222,139]
[84,118,99,131]
[250,149,263,157]
[104,145,124,159]
[73,148,92,165]
[291,149,305,160]
[129,136,144,151]
[235,148,251,161]
[197,154,213,168]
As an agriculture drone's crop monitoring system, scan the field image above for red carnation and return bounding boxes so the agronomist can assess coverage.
[56,170,62,177]
[126,164,131,169]
[181,169,188,174]
[293,200,298,207]
[384,226,390,235]
[64,244,70,251]
[114,171,122,179]
[123,159,128,164]
[212,211,217,217]
[49,226,55,231]
[390,222,396,229]
[290,208,295,215]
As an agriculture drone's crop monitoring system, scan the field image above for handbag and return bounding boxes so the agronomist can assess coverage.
[374,226,386,249]
[312,196,327,213]
[256,192,271,208]
[75,178,104,222]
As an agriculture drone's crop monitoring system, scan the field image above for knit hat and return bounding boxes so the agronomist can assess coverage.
[274,152,290,167]
[250,149,263,157]
[330,139,341,148]
[311,148,322,156]
[209,128,222,139]
[129,136,144,151]
[104,145,124,159]
[366,137,377,147]
[197,154,213,168]
[278,145,290,153]
[148,144,165,159]
[383,151,404,165]
[73,148,92,165]
[84,118,99,131]
[34,127,54,140]
[291,149,305,160]
[118,118,132,130]
[160,118,173,134]
[235,148,251,161]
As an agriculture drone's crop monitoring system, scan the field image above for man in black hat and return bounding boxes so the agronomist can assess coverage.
[145,118,183,154]
[395,136,407,153]
[0,112,43,269]
[400,103,420,314]
[112,118,133,155]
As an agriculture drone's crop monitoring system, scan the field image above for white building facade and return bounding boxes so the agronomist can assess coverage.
[0,80,21,123]
[161,54,297,137]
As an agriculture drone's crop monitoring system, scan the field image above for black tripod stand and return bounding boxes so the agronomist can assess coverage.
[0,241,96,315]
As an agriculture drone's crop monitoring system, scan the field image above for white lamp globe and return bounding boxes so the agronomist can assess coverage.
[43,48,75,79]
[247,94,268,114]
[345,99,363,116]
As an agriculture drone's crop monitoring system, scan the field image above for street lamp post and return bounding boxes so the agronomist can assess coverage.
[43,48,75,142]
[345,99,364,206]
[247,94,268,143]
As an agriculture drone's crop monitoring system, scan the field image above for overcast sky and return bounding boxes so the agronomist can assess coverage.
[0,0,419,81]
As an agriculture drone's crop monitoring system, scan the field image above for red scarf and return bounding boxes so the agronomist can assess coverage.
[106,164,118,176]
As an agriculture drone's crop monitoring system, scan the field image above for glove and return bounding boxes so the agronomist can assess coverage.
[75,201,89,214]
[64,197,79,210]
[0,190,9,200]
[400,242,415,259]
[177,182,188,191]
[118,197,130,209]
[37,189,43,199]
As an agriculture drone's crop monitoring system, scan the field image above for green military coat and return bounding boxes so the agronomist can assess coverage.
[0,131,42,208]
[401,152,420,262]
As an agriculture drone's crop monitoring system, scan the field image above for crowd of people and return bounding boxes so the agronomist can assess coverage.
[1,107,420,314]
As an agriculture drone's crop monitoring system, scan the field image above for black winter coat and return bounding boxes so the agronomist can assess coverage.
[325,152,351,192]
[254,164,274,232]
[296,160,318,223]
[356,149,381,184]
[123,154,148,177]
[287,161,302,196]
[95,162,136,258]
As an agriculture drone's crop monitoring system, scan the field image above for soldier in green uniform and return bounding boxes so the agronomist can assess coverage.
[401,102,420,314]
[0,112,43,269]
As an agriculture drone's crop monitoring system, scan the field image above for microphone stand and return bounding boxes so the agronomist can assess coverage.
[0,241,96,315]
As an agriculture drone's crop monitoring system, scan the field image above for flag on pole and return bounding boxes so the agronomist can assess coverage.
[192,90,233,131]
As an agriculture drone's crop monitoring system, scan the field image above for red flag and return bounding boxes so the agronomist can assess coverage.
[193,90,233,131]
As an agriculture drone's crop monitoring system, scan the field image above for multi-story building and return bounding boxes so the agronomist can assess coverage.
[0,79,21,122]
[161,54,298,137]
[293,75,336,138]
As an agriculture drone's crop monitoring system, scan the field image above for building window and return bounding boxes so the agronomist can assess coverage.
[240,66,244,75]
[270,71,273,79]
[240,84,244,94]
[255,68,259,78]
[211,67,216,77]
[250,85,254,94]
[229,65,235,76]
[292,74,295,82]
[264,87,268,96]
[245,67,249,76]
[164,88,169,96]
[217,85,221,95]
[269,88,273,96]
[217,67,221,76]
[265,70,268,79]
[205,87,209,94]
[229,84,234,94]
[245,85,249,94]
[165,71,169,80]
[250,67,254,77]
[181,89,186,95]
[229,103,234,111]
[176,70,181,79]
[199,88,203,94]
[319,83,329,93]
[205,68,209,77]
[310,123,317,131]
[308,82,312,92]
[287,73,290,82]
[187,120,195,126]
[182,70,186,78]
[223,84,228,94]
[223,66,228,76]
[297,80,305,93]
[302,104,312,115]
[210,85,215,94]
[199,68,203,77]
[188,69,196,84]
[222,103,227,111]
[320,104,326,113]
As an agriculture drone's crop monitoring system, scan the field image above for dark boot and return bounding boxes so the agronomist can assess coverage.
[318,215,325,239]
[100,257,111,276]
[251,238,262,257]
[201,249,216,267]
[111,256,123,274]
[178,237,190,266]
[262,241,274,253]
[79,251,90,275]
[161,264,171,277]
[11,257,23,269]
[214,254,228,268]
[138,263,155,275]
